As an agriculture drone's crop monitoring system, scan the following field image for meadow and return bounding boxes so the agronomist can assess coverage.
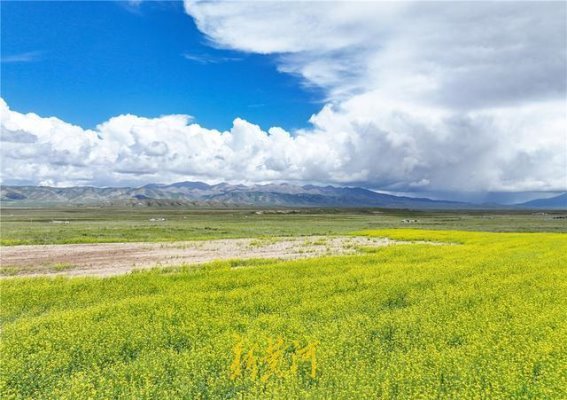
[1,207,566,245]
[1,229,566,399]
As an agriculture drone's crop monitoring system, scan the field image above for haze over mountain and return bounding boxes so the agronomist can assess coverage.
[515,193,567,209]
[2,182,565,209]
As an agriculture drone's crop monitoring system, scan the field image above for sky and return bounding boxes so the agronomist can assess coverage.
[1,1,566,203]
[1,1,322,131]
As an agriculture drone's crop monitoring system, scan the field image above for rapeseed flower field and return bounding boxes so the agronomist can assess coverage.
[1,230,566,399]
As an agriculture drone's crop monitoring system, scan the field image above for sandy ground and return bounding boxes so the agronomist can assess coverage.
[1,236,421,277]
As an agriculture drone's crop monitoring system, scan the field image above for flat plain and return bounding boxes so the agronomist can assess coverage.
[1,208,566,399]
[1,207,566,246]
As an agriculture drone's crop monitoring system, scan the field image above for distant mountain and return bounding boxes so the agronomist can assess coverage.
[515,193,567,209]
[0,181,495,209]
[0,181,496,209]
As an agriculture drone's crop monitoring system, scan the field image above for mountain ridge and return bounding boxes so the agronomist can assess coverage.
[514,193,567,209]
[1,182,565,209]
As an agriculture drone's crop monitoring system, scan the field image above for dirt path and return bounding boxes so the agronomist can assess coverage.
[1,236,417,277]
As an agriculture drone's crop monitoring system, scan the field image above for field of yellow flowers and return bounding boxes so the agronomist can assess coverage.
[1,229,566,399]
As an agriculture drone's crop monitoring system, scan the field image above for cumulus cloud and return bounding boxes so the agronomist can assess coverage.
[1,95,565,192]
[186,1,566,105]
[1,1,566,195]
[183,0,567,192]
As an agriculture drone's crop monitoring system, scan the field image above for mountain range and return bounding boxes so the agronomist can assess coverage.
[515,193,567,209]
[1,182,565,209]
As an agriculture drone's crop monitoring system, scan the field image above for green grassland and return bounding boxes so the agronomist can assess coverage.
[2,230,566,399]
[1,207,566,245]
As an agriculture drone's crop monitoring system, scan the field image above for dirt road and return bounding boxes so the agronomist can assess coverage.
[1,236,407,277]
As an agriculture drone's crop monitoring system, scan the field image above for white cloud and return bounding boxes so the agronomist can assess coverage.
[182,52,241,64]
[1,51,43,63]
[182,0,567,192]
[1,95,565,192]
[186,1,566,105]
[1,1,566,195]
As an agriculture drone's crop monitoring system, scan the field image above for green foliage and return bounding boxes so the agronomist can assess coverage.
[1,230,566,399]
[52,263,74,272]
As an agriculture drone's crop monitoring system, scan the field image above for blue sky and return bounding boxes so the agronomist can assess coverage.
[1,1,322,131]
[0,1,565,202]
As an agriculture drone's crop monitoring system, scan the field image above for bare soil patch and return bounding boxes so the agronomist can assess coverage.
[1,236,428,277]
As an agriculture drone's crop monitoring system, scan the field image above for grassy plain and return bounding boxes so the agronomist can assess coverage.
[1,229,566,399]
[1,207,566,245]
